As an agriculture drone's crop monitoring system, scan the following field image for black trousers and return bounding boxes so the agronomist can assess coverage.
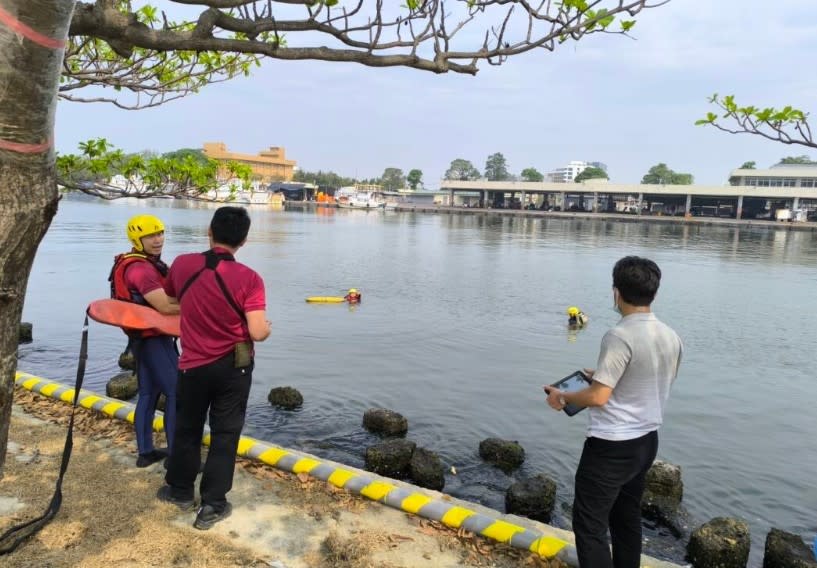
[165,352,252,507]
[573,430,658,568]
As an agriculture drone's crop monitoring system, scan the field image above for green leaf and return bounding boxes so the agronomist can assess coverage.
[756,108,773,121]
[563,0,589,10]
[596,9,614,28]
[136,5,159,25]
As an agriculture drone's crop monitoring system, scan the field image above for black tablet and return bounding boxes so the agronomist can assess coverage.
[548,370,592,416]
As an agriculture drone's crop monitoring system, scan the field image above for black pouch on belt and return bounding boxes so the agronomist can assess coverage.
[234,341,252,368]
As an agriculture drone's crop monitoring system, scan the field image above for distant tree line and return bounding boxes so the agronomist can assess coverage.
[294,167,425,191]
[292,169,357,188]
[640,163,693,185]
[83,146,739,191]
[442,153,612,183]
[736,156,817,170]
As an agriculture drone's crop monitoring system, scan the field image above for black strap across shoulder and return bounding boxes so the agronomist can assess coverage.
[0,314,89,554]
[177,250,245,321]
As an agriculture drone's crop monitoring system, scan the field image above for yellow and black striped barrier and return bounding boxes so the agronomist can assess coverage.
[14,370,576,565]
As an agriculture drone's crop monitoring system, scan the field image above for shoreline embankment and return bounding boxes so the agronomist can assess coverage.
[395,204,817,231]
[5,371,685,568]
[285,200,817,231]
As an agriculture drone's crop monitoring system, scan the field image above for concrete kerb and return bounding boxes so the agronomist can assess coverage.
[14,371,684,568]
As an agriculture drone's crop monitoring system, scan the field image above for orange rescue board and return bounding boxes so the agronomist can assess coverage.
[87,298,181,337]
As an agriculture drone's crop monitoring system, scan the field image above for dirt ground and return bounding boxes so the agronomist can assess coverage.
[0,388,567,568]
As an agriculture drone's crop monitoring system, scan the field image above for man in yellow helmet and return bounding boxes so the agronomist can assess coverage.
[344,288,362,304]
[110,213,180,468]
[567,306,589,329]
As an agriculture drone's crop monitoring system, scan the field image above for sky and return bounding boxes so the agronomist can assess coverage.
[54,0,817,187]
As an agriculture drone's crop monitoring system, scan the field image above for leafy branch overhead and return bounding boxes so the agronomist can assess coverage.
[65,0,657,109]
[698,94,815,149]
[57,138,252,200]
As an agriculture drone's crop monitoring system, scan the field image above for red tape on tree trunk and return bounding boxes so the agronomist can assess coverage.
[0,5,66,49]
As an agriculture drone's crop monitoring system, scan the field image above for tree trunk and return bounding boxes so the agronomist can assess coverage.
[0,0,74,478]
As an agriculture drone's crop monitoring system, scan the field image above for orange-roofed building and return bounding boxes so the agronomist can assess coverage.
[203,142,296,183]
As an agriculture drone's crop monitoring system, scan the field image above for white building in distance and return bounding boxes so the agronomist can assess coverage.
[547,160,607,183]
[729,163,817,188]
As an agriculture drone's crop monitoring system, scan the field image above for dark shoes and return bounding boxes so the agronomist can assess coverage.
[156,485,196,511]
[193,502,232,530]
[136,448,168,468]
[156,486,232,529]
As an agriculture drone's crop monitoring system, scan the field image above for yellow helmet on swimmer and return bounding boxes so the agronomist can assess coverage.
[349,288,358,294]
[567,306,580,317]
[127,214,165,251]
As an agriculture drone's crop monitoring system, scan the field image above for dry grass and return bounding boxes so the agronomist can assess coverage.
[1,391,271,567]
[321,531,372,567]
[3,387,568,568]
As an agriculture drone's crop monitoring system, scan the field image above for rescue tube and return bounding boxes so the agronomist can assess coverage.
[87,298,181,337]
[305,296,346,303]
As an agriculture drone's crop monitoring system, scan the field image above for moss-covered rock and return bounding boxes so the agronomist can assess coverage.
[763,528,817,568]
[409,447,445,490]
[365,439,416,479]
[18,322,33,344]
[505,474,557,523]
[106,372,138,400]
[267,386,304,410]
[478,438,525,472]
[687,517,750,568]
[362,408,408,436]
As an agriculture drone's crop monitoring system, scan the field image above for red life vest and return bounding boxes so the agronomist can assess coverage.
[109,252,168,303]
[108,252,169,337]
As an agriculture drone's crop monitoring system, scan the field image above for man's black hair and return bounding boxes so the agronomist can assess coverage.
[612,256,661,306]
[211,206,251,247]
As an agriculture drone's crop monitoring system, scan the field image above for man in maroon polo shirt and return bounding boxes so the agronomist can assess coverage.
[156,206,271,530]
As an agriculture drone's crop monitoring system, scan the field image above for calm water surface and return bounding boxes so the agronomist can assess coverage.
[19,198,817,564]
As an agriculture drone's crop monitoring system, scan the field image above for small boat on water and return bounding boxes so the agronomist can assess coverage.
[206,180,272,204]
[337,191,386,209]
[384,194,411,210]
[235,190,271,205]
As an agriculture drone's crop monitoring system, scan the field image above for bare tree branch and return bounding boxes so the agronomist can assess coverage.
[61,0,662,109]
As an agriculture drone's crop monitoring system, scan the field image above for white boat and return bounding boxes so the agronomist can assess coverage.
[337,191,385,209]
[384,194,411,210]
[236,190,270,205]
[205,180,271,204]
